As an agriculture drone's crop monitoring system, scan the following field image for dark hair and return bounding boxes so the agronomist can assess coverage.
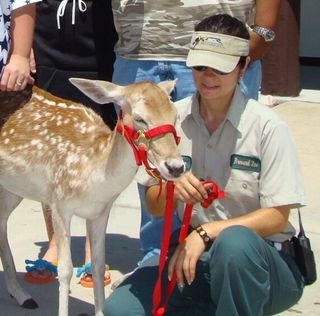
[195,14,249,68]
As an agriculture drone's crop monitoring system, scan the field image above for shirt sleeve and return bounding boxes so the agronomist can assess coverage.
[12,0,42,11]
[259,119,305,208]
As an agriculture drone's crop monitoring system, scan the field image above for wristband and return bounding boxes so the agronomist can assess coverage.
[195,224,211,244]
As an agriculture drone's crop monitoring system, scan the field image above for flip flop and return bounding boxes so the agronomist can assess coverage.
[76,263,111,288]
[24,259,58,285]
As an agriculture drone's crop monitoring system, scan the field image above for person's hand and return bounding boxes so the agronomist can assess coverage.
[168,229,206,287]
[174,171,214,205]
[0,54,34,91]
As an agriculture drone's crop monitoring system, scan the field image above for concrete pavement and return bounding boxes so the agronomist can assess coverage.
[0,90,319,315]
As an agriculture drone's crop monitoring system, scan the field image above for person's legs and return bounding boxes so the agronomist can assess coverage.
[41,203,58,263]
[240,59,262,100]
[168,61,196,100]
[112,57,196,100]
[208,226,304,316]
[26,203,111,285]
[105,229,215,316]
[104,266,158,316]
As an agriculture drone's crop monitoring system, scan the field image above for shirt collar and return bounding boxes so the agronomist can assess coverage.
[226,85,247,134]
[184,85,247,134]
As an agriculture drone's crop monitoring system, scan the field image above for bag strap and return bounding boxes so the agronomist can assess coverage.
[296,207,311,248]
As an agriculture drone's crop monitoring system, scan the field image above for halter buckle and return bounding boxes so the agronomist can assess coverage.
[136,130,151,150]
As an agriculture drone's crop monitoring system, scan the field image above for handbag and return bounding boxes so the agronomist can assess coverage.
[290,208,317,285]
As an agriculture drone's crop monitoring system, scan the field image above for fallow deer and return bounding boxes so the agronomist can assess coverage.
[0,79,185,316]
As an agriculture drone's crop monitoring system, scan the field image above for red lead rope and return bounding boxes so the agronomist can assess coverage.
[152,180,225,316]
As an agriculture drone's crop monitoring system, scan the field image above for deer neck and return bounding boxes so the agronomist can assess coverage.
[106,125,139,179]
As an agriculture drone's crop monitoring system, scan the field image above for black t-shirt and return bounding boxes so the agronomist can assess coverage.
[33,0,118,128]
[34,0,117,73]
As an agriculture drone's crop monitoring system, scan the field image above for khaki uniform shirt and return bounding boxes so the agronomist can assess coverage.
[138,86,305,242]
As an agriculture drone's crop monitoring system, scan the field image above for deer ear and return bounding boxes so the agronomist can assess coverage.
[69,78,126,104]
[157,80,177,96]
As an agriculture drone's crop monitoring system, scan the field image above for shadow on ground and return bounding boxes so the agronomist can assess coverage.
[0,233,142,316]
[0,273,92,316]
[32,233,142,274]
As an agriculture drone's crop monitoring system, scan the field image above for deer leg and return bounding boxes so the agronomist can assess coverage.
[0,188,38,308]
[86,203,113,316]
[51,207,72,316]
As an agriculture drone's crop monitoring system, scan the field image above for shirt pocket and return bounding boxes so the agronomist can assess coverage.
[223,170,260,213]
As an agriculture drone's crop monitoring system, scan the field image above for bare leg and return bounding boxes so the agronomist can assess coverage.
[29,204,110,285]
[41,203,58,263]
[84,234,91,264]
[80,232,111,287]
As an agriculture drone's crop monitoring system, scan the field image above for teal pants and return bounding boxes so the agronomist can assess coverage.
[104,226,304,316]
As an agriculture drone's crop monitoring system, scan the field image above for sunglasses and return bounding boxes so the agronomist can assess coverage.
[192,66,230,76]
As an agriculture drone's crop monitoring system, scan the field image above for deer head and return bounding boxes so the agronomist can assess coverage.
[70,78,185,180]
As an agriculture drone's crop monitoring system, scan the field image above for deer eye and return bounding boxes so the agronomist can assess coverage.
[133,114,147,126]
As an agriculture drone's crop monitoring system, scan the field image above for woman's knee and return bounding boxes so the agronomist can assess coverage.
[209,226,264,265]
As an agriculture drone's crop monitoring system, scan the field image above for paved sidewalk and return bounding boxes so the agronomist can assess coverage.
[0,93,319,315]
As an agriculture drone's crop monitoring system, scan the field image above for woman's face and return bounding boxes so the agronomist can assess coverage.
[192,60,248,103]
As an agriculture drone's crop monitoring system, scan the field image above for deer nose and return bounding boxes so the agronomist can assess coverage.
[165,161,185,178]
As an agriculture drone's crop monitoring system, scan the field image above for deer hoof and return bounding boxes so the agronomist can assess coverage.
[21,298,39,309]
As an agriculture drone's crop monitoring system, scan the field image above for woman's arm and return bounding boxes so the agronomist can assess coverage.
[146,171,292,287]
[168,204,291,287]
[0,4,36,91]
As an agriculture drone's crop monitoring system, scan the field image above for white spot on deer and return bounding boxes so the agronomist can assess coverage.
[50,138,57,145]
[66,154,79,166]
[34,93,44,101]
[75,122,88,134]
[32,112,43,120]
[30,139,41,146]
[39,129,48,136]
[44,99,56,106]
[67,169,79,176]
[9,129,15,134]
[81,155,89,164]
[36,143,44,150]
[57,103,67,108]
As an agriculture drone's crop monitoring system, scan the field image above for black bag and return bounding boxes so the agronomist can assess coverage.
[290,209,317,285]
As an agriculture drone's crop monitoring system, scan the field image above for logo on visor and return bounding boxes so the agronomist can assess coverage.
[191,35,224,49]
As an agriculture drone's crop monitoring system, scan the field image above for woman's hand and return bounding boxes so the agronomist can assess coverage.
[168,229,206,287]
[0,54,34,91]
[174,171,213,205]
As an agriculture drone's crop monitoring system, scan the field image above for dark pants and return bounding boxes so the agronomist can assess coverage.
[104,226,304,316]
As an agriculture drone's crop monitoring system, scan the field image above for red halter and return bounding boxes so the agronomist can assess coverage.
[152,180,224,316]
[116,109,180,179]
[116,109,224,316]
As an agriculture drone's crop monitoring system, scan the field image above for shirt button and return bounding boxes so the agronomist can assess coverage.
[242,183,248,189]
[207,144,213,149]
